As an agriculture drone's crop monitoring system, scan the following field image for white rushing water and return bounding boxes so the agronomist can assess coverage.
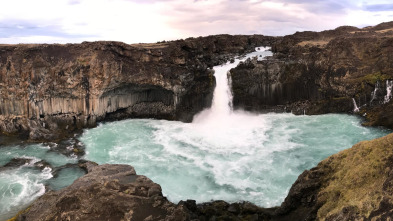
[0,144,83,221]
[193,47,272,125]
[352,98,360,112]
[371,81,381,104]
[81,47,390,207]
[384,80,393,104]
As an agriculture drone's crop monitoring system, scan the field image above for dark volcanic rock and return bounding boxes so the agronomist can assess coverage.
[180,200,274,220]
[2,158,33,168]
[230,22,393,128]
[17,164,188,221]
[0,35,275,141]
[0,158,52,172]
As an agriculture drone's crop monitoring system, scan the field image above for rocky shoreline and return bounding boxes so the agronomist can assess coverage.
[11,132,393,220]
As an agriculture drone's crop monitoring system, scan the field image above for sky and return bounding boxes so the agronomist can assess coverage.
[0,0,392,44]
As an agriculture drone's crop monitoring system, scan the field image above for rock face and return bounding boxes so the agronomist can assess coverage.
[230,22,393,128]
[0,35,275,141]
[16,133,393,220]
[17,164,188,221]
[274,131,393,220]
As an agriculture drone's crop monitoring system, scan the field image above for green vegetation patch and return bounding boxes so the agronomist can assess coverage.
[355,72,391,85]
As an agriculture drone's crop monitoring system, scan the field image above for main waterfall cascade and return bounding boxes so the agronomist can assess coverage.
[193,47,272,125]
[0,48,391,220]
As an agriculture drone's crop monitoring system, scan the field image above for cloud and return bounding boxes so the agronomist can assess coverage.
[0,0,179,43]
[159,0,345,37]
[364,4,393,12]
[0,0,391,44]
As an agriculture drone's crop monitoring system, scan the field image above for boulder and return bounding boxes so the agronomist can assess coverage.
[17,164,188,221]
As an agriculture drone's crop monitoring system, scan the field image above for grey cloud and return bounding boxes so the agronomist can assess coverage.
[364,4,393,12]
[0,20,95,39]
[163,0,349,39]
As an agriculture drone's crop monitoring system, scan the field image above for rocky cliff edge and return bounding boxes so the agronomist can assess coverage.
[230,21,393,129]
[0,35,275,141]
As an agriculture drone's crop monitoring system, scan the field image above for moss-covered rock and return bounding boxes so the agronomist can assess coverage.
[275,132,393,220]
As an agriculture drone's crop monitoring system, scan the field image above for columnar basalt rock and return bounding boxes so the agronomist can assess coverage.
[230,22,393,128]
[0,35,275,141]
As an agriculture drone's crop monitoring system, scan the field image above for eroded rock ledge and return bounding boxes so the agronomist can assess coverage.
[0,35,275,141]
[15,133,393,220]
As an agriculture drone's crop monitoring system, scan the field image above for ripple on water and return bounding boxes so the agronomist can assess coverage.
[81,113,390,207]
[0,144,81,221]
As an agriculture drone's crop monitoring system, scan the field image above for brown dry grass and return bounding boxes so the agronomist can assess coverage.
[317,133,393,220]
[376,28,393,33]
[297,39,331,47]
[130,42,169,49]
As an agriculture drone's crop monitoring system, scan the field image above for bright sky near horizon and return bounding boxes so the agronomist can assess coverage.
[0,0,392,44]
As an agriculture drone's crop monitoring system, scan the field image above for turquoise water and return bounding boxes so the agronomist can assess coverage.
[0,143,81,220]
[81,113,390,207]
[0,116,390,220]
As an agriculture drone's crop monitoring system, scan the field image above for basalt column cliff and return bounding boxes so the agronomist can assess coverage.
[230,22,393,128]
[0,35,274,141]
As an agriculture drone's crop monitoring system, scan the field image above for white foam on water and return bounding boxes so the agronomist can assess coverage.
[82,113,389,207]
[0,167,52,220]
[0,143,81,220]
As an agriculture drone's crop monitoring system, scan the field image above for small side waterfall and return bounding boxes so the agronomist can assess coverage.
[370,81,380,105]
[352,98,360,112]
[384,80,393,104]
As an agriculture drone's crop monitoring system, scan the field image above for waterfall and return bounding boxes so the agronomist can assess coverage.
[352,98,360,112]
[384,80,393,104]
[193,47,272,123]
[370,81,380,104]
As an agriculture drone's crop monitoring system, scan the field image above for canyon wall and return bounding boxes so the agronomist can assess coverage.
[0,35,275,141]
[230,22,393,128]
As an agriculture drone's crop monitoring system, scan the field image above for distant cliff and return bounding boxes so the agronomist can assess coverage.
[0,35,274,141]
[230,22,393,128]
